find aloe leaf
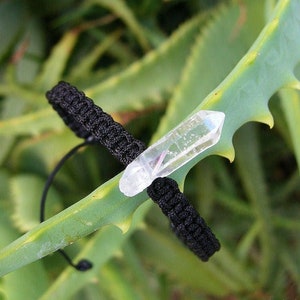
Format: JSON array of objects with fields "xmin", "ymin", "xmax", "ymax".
[
  {"xmin": 154, "ymin": 0, "xmax": 265, "ymax": 138},
  {"xmin": 0, "ymin": 176, "xmax": 147, "ymax": 277},
  {"xmin": 0, "ymin": 14, "xmax": 206, "ymax": 137},
  {"xmin": 169, "ymin": 0, "xmax": 300, "ymax": 177},
  {"xmin": 0, "ymin": 195, "xmax": 49, "ymax": 299},
  {"xmin": 3, "ymin": 259, "xmax": 48, "ymax": 300},
  {"xmin": 10, "ymin": 175, "xmax": 63, "ymax": 232},
  {"xmin": 0, "ymin": 0, "xmax": 299, "ymax": 279},
  {"xmin": 35, "ymin": 31, "xmax": 79, "ymax": 91},
  {"xmin": 11, "ymin": 130, "xmax": 80, "ymax": 172},
  {"xmin": 0, "ymin": 108, "xmax": 63, "ymax": 136},
  {"xmin": 89, "ymin": 0, "xmax": 150, "ymax": 51},
  {"xmin": 38, "ymin": 202, "xmax": 151, "ymax": 300},
  {"xmin": 15, "ymin": 18, "xmax": 46, "ymax": 84},
  {"xmin": 68, "ymin": 31, "xmax": 122, "ymax": 81},
  {"xmin": 189, "ymin": 0, "xmax": 300, "ymax": 162},
  {"xmin": 85, "ymin": 14, "xmax": 207, "ymax": 112}
]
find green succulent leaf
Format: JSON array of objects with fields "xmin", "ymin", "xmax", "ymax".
[
  {"xmin": 0, "ymin": 14, "xmax": 206, "ymax": 137},
  {"xmin": 89, "ymin": 0, "xmax": 150, "ymax": 50},
  {"xmin": 10, "ymin": 174, "xmax": 63, "ymax": 232},
  {"xmin": 0, "ymin": 191, "xmax": 49, "ymax": 300},
  {"xmin": 154, "ymin": 0, "xmax": 265, "ymax": 138},
  {"xmin": 0, "ymin": 175, "xmax": 147, "ymax": 276},
  {"xmin": 174, "ymin": 0, "xmax": 300, "ymax": 169},
  {"xmin": 28, "ymin": 202, "xmax": 151, "ymax": 300},
  {"xmin": 35, "ymin": 30, "xmax": 79, "ymax": 91},
  {"xmin": 0, "ymin": 2, "xmax": 300, "ymax": 296},
  {"xmin": 84, "ymin": 14, "xmax": 208, "ymax": 112}
]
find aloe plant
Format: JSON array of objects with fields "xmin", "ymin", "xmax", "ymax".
[{"xmin": 0, "ymin": 0, "xmax": 300, "ymax": 298}]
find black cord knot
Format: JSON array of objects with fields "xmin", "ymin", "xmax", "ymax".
[{"xmin": 75, "ymin": 259, "xmax": 93, "ymax": 271}]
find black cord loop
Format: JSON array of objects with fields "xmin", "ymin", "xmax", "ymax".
[{"xmin": 40, "ymin": 141, "xmax": 93, "ymax": 271}]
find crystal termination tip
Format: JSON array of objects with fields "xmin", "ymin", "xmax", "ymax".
[{"xmin": 119, "ymin": 110, "xmax": 225, "ymax": 197}]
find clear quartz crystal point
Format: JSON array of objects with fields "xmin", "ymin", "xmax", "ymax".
[{"xmin": 119, "ymin": 110, "xmax": 225, "ymax": 197}]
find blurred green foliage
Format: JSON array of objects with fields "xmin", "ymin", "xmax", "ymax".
[{"xmin": 0, "ymin": 0, "xmax": 300, "ymax": 299}]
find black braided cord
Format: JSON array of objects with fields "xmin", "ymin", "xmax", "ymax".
[
  {"xmin": 47, "ymin": 81, "xmax": 220, "ymax": 262},
  {"xmin": 147, "ymin": 177, "xmax": 220, "ymax": 261},
  {"xmin": 46, "ymin": 81, "xmax": 146, "ymax": 166}
]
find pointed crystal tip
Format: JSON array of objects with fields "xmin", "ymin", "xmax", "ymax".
[{"xmin": 119, "ymin": 110, "xmax": 225, "ymax": 197}]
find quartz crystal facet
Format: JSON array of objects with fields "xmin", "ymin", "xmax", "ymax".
[{"xmin": 119, "ymin": 110, "xmax": 225, "ymax": 197}]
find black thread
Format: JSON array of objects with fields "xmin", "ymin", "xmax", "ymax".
[
  {"xmin": 147, "ymin": 177, "xmax": 220, "ymax": 261},
  {"xmin": 46, "ymin": 81, "xmax": 146, "ymax": 165},
  {"xmin": 40, "ymin": 141, "xmax": 91, "ymax": 223},
  {"xmin": 40, "ymin": 141, "xmax": 93, "ymax": 271},
  {"xmin": 58, "ymin": 249, "xmax": 92, "ymax": 271}
]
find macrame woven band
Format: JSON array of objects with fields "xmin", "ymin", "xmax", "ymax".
[
  {"xmin": 46, "ymin": 81, "xmax": 146, "ymax": 165},
  {"xmin": 147, "ymin": 177, "xmax": 220, "ymax": 261}
]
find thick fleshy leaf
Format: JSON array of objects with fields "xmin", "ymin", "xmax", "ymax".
[
  {"xmin": 0, "ymin": 2, "xmax": 300, "ymax": 295},
  {"xmin": 0, "ymin": 174, "xmax": 49, "ymax": 299},
  {"xmin": 0, "ymin": 175, "xmax": 148, "ymax": 277},
  {"xmin": 154, "ymin": 0, "xmax": 265, "ymax": 138},
  {"xmin": 90, "ymin": 0, "xmax": 150, "ymax": 50},
  {"xmin": 170, "ymin": 0, "xmax": 300, "ymax": 174},
  {"xmin": 35, "ymin": 31, "xmax": 79, "ymax": 91},
  {"xmin": 0, "ymin": 14, "xmax": 206, "ymax": 137},
  {"xmin": 10, "ymin": 174, "xmax": 62, "ymax": 232},
  {"xmin": 84, "ymin": 15, "xmax": 208, "ymax": 112}
]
